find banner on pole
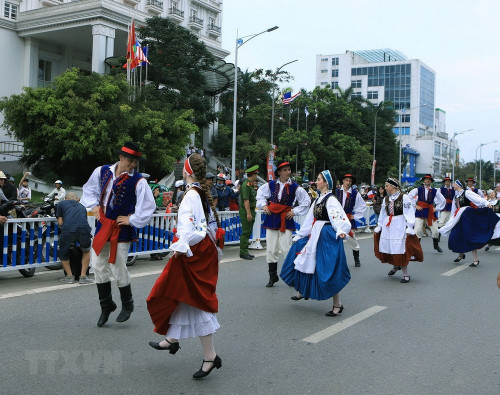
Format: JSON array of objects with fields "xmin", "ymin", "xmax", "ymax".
[
  {"xmin": 455, "ymin": 149, "xmax": 460, "ymax": 167},
  {"xmin": 267, "ymin": 145, "xmax": 277, "ymax": 181},
  {"xmin": 370, "ymin": 159, "xmax": 376, "ymax": 186}
]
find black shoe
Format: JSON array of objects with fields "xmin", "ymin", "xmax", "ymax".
[
  {"xmin": 266, "ymin": 263, "xmax": 279, "ymax": 287},
  {"xmin": 240, "ymin": 254, "xmax": 253, "ymax": 260},
  {"xmin": 453, "ymin": 254, "xmax": 466, "ymax": 263},
  {"xmin": 96, "ymin": 282, "xmax": 116, "ymax": 327},
  {"xmin": 248, "ymin": 254, "xmax": 255, "ymax": 258},
  {"xmin": 469, "ymin": 261, "xmax": 480, "ymax": 267},
  {"xmin": 149, "ymin": 339, "xmax": 181, "ymax": 354},
  {"xmin": 291, "ymin": 294, "xmax": 309, "ymax": 301},
  {"xmin": 485, "ymin": 246, "xmax": 490, "ymax": 252},
  {"xmin": 400, "ymin": 276, "xmax": 410, "ymax": 283},
  {"xmin": 193, "ymin": 355, "xmax": 222, "ymax": 379},
  {"xmin": 433, "ymin": 238, "xmax": 443, "ymax": 253},
  {"xmin": 353, "ymin": 250, "xmax": 361, "ymax": 267},
  {"xmin": 97, "ymin": 302, "xmax": 117, "ymax": 327},
  {"xmin": 388, "ymin": 266, "xmax": 401, "ymax": 276},
  {"xmin": 325, "ymin": 305, "xmax": 344, "ymax": 317}
]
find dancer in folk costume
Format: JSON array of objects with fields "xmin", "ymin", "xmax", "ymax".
[
  {"xmin": 256, "ymin": 161, "xmax": 310, "ymax": 287},
  {"xmin": 80, "ymin": 141, "xmax": 156, "ymax": 327},
  {"xmin": 465, "ymin": 177, "xmax": 485, "ymax": 198},
  {"xmin": 280, "ymin": 170, "xmax": 352, "ymax": 316},
  {"xmin": 438, "ymin": 176, "xmax": 455, "ymax": 229},
  {"xmin": 147, "ymin": 154, "xmax": 226, "ymax": 379},
  {"xmin": 374, "ymin": 178, "xmax": 423, "ymax": 283},
  {"xmin": 335, "ymin": 174, "xmax": 367, "ymax": 267},
  {"xmin": 407, "ymin": 174, "xmax": 445, "ymax": 253},
  {"xmin": 439, "ymin": 180, "xmax": 500, "ymax": 267}
]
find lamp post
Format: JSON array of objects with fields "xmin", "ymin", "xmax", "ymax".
[
  {"xmin": 371, "ymin": 101, "xmax": 385, "ymax": 186},
  {"xmin": 477, "ymin": 140, "xmax": 498, "ymax": 190},
  {"xmin": 399, "ymin": 103, "xmax": 426, "ymax": 184},
  {"xmin": 231, "ymin": 26, "xmax": 279, "ymax": 182},
  {"xmin": 449, "ymin": 129, "xmax": 472, "ymax": 180},
  {"xmin": 270, "ymin": 59, "xmax": 298, "ymax": 147}
]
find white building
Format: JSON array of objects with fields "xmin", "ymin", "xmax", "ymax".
[
  {"xmin": 0, "ymin": 0, "xmax": 229, "ymax": 160},
  {"xmin": 315, "ymin": 49, "xmax": 457, "ymax": 184}
]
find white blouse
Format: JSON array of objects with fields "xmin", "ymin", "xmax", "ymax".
[
  {"xmin": 256, "ymin": 179, "xmax": 310, "ymax": 217},
  {"xmin": 450, "ymin": 189, "xmax": 488, "ymax": 213},
  {"xmin": 376, "ymin": 192, "xmax": 416, "ymax": 232},
  {"xmin": 337, "ymin": 187, "xmax": 367, "ymax": 220}
]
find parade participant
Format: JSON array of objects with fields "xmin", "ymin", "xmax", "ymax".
[
  {"xmin": 147, "ymin": 153, "xmax": 224, "ymax": 380},
  {"xmin": 239, "ymin": 166, "xmax": 259, "ymax": 260},
  {"xmin": 17, "ymin": 172, "xmax": 31, "ymax": 200},
  {"xmin": 257, "ymin": 161, "xmax": 310, "ymax": 287},
  {"xmin": 47, "ymin": 180, "xmax": 66, "ymax": 204},
  {"xmin": 215, "ymin": 173, "xmax": 232, "ymax": 211},
  {"xmin": 407, "ymin": 174, "xmax": 445, "ymax": 252},
  {"xmin": 439, "ymin": 180, "xmax": 500, "ymax": 266},
  {"xmin": 374, "ymin": 178, "xmax": 423, "ymax": 283},
  {"xmin": 465, "ymin": 177, "xmax": 484, "ymax": 198},
  {"xmin": 438, "ymin": 177, "xmax": 455, "ymax": 228},
  {"xmin": 280, "ymin": 171, "xmax": 351, "ymax": 316},
  {"xmin": 80, "ymin": 141, "xmax": 156, "ymax": 327},
  {"xmin": 335, "ymin": 174, "xmax": 367, "ymax": 267},
  {"xmin": 485, "ymin": 190, "xmax": 500, "ymax": 251}
]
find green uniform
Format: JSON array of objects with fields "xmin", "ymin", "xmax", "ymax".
[{"xmin": 239, "ymin": 179, "xmax": 256, "ymax": 256}]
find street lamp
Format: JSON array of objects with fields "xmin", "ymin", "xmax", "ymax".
[
  {"xmin": 270, "ymin": 59, "xmax": 298, "ymax": 147},
  {"xmin": 371, "ymin": 101, "xmax": 385, "ymax": 186},
  {"xmin": 399, "ymin": 103, "xmax": 427, "ymax": 184},
  {"xmin": 449, "ymin": 129, "xmax": 473, "ymax": 180},
  {"xmin": 231, "ymin": 26, "xmax": 279, "ymax": 182},
  {"xmin": 476, "ymin": 140, "xmax": 498, "ymax": 190}
]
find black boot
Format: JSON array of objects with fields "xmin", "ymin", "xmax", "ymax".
[
  {"xmin": 266, "ymin": 262, "xmax": 279, "ymax": 287},
  {"xmin": 353, "ymin": 250, "xmax": 361, "ymax": 267},
  {"xmin": 433, "ymin": 238, "xmax": 443, "ymax": 253},
  {"xmin": 97, "ymin": 282, "xmax": 117, "ymax": 327},
  {"xmin": 116, "ymin": 284, "xmax": 134, "ymax": 322},
  {"xmin": 438, "ymin": 233, "xmax": 441, "ymax": 242}
]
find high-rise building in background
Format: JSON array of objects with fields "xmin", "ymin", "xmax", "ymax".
[
  {"xmin": 0, "ymin": 0, "xmax": 229, "ymax": 160},
  {"xmin": 315, "ymin": 49, "xmax": 456, "ymax": 184}
]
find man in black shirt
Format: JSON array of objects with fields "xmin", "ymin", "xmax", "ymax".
[{"xmin": 1, "ymin": 172, "xmax": 17, "ymax": 200}]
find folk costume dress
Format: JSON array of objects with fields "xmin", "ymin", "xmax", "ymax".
[
  {"xmin": 374, "ymin": 192, "xmax": 423, "ymax": 266},
  {"xmin": 439, "ymin": 190, "xmax": 500, "ymax": 253},
  {"xmin": 280, "ymin": 191, "xmax": 352, "ymax": 300},
  {"xmin": 487, "ymin": 199, "xmax": 500, "ymax": 246},
  {"xmin": 147, "ymin": 183, "xmax": 221, "ymax": 338}
]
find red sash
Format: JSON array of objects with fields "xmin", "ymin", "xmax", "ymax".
[
  {"xmin": 92, "ymin": 209, "xmax": 121, "ymax": 264},
  {"xmin": 268, "ymin": 202, "xmax": 292, "ymax": 232},
  {"xmin": 417, "ymin": 201, "xmax": 436, "ymax": 226}
]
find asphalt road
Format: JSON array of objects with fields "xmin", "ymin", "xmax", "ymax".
[{"xmin": 1, "ymin": 234, "xmax": 499, "ymax": 394}]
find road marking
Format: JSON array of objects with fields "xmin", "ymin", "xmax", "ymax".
[
  {"xmin": 302, "ymin": 305, "xmax": 387, "ymax": 344},
  {"xmin": 441, "ymin": 264, "xmax": 469, "ymax": 277}
]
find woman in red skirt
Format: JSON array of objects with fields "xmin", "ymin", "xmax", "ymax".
[{"xmin": 147, "ymin": 153, "xmax": 224, "ymax": 379}]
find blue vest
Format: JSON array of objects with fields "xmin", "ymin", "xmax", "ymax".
[
  {"xmin": 262, "ymin": 180, "xmax": 299, "ymax": 231},
  {"xmin": 440, "ymin": 187, "xmax": 455, "ymax": 212},
  {"xmin": 415, "ymin": 186, "xmax": 438, "ymax": 220},
  {"xmin": 336, "ymin": 188, "xmax": 358, "ymax": 229},
  {"xmin": 95, "ymin": 165, "xmax": 143, "ymax": 242}
]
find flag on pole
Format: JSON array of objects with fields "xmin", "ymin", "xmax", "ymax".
[
  {"xmin": 140, "ymin": 46, "xmax": 149, "ymax": 66},
  {"xmin": 283, "ymin": 91, "xmax": 301, "ymax": 105},
  {"xmin": 127, "ymin": 21, "xmax": 136, "ymax": 62},
  {"xmin": 290, "ymin": 91, "xmax": 301, "ymax": 103},
  {"xmin": 304, "ymin": 106, "xmax": 310, "ymax": 117},
  {"xmin": 314, "ymin": 108, "xmax": 318, "ymax": 119}
]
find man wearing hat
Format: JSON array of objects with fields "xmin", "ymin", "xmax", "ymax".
[
  {"xmin": 239, "ymin": 165, "xmax": 259, "ymax": 260},
  {"xmin": 336, "ymin": 174, "xmax": 367, "ymax": 267},
  {"xmin": 256, "ymin": 161, "xmax": 310, "ymax": 286},
  {"xmin": 47, "ymin": 180, "xmax": 66, "ymax": 204},
  {"xmin": 2, "ymin": 172, "xmax": 18, "ymax": 201},
  {"xmin": 466, "ymin": 177, "xmax": 484, "ymax": 198},
  {"xmin": 438, "ymin": 176, "xmax": 455, "ymax": 228},
  {"xmin": 0, "ymin": 171, "xmax": 11, "ymax": 202},
  {"xmin": 407, "ymin": 174, "xmax": 446, "ymax": 252},
  {"xmin": 81, "ymin": 141, "xmax": 156, "ymax": 327},
  {"xmin": 17, "ymin": 172, "xmax": 31, "ymax": 200}
]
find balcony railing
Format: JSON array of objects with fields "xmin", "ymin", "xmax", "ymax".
[
  {"xmin": 146, "ymin": 0, "xmax": 163, "ymax": 9},
  {"xmin": 189, "ymin": 15, "xmax": 204, "ymax": 28},
  {"xmin": 168, "ymin": 7, "xmax": 184, "ymax": 17},
  {"xmin": 41, "ymin": 0, "xmax": 64, "ymax": 6},
  {"xmin": 208, "ymin": 24, "xmax": 221, "ymax": 33}
]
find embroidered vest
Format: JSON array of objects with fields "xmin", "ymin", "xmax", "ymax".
[
  {"xmin": 313, "ymin": 193, "xmax": 333, "ymax": 222},
  {"xmin": 336, "ymin": 188, "xmax": 358, "ymax": 228},
  {"xmin": 440, "ymin": 187, "xmax": 455, "ymax": 211},
  {"xmin": 384, "ymin": 193, "xmax": 404, "ymax": 216},
  {"xmin": 415, "ymin": 186, "xmax": 437, "ymax": 220},
  {"xmin": 455, "ymin": 193, "xmax": 472, "ymax": 209},
  {"xmin": 262, "ymin": 180, "xmax": 299, "ymax": 231}
]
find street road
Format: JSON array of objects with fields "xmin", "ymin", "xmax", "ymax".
[{"xmin": 1, "ymin": 234, "xmax": 499, "ymax": 394}]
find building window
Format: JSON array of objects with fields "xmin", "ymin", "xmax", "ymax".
[
  {"xmin": 321, "ymin": 57, "xmax": 328, "ymax": 62},
  {"xmin": 367, "ymin": 91, "xmax": 378, "ymax": 100},
  {"xmin": 351, "ymin": 80, "xmax": 362, "ymax": 88},
  {"xmin": 401, "ymin": 114, "xmax": 410, "ymax": 122},
  {"xmin": 331, "ymin": 69, "xmax": 338, "ymax": 77},
  {"xmin": 190, "ymin": 8, "xmax": 198, "ymax": 17},
  {"xmin": 4, "ymin": 2, "xmax": 18, "ymax": 19},
  {"xmin": 38, "ymin": 60, "xmax": 52, "ymax": 87},
  {"xmin": 434, "ymin": 141, "xmax": 441, "ymax": 156},
  {"xmin": 393, "ymin": 127, "xmax": 410, "ymax": 135},
  {"xmin": 320, "ymin": 69, "xmax": 327, "ymax": 73},
  {"xmin": 320, "ymin": 82, "xmax": 327, "ymax": 85},
  {"xmin": 351, "ymin": 92, "xmax": 362, "ymax": 99},
  {"xmin": 171, "ymin": 0, "xmax": 179, "ymax": 8},
  {"xmin": 331, "ymin": 81, "xmax": 339, "ymax": 89},
  {"xmin": 332, "ymin": 57, "xmax": 339, "ymax": 66}
]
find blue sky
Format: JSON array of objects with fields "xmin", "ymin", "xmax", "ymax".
[{"xmin": 221, "ymin": 0, "xmax": 500, "ymax": 163}]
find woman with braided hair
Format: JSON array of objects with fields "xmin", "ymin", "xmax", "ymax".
[{"xmin": 147, "ymin": 153, "xmax": 225, "ymax": 379}]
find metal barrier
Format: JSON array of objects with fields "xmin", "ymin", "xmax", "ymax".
[{"xmin": 1, "ymin": 207, "xmax": 376, "ymax": 273}]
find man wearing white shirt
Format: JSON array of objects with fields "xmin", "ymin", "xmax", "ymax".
[
  {"xmin": 81, "ymin": 142, "xmax": 156, "ymax": 327},
  {"xmin": 257, "ymin": 162, "xmax": 310, "ymax": 287},
  {"xmin": 47, "ymin": 180, "xmax": 66, "ymax": 204},
  {"xmin": 495, "ymin": 183, "xmax": 500, "ymax": 199},
  {"xmin": 407, "ymin": 174, "xmax": 446, "ymax": 252},
  {"xmin": 465, "ymin": 177, "xmax": 484, "ymax": 198},
  {"xmin": 335, "ymin": 174, "xmax": 367, "ymax": 267}
]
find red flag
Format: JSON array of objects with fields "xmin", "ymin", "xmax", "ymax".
[{"xmin": 127, "ymin": 21, "xmax": 136, "ymax": 62}]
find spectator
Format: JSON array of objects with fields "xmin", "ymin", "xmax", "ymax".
[
  {"xmin": 17, "ymin": 172, "xmax": 31, "ymax": 200},
  {"xmin": 205, "ymin": 172, "xmax": 218, "ymax": 208},
  {"xmin": 172, "ymin": 180, "xmax": 185, "ymax": 207},
  {"xmin": 47, "ymin": 180, "xmax": 66, "ymax": 204},
  {"xmin": 227, "ymin": 180, "xmax": 239, "ymax": 210},
  {"xmin": 372, "ymin": 185, "xmax": 387, "ymax": 225},
  {"xmin": 0, "ymin": 172, "xmax": 10, "ymax": 202},
  {"xmin": 56, "ymin": 192, "xmax": 93, "ymax": 284},
  {"xmin": 215, "ymin": 173, "xmax": 231, "ymax": 211},
  {"xmin": 2, "ymin": 172, "xmax": 17, "ymax": 200}
]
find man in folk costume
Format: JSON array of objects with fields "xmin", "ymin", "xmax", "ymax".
[
  {"xmin": 81, "ymin": 142, "xmax": 156, "ymax": 327},
  {"xmin": 466, "ymin": 177, "xmax": 485, "ymax": 198},
  {"xmin": 438, "ymin": 176, "xmax": 455, "ymax": 229},
  {"xmin": 256, "ymin": 161, "xmax": 310, "ymax": 287},
  {"xmin": 335, "ymin": 174, "xmax": 367, "ymax": 267},
  {"xmin": 407, "ymin": 174, "xmax": 446, "ymax": 252}
]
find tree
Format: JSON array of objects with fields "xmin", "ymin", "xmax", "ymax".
[{"xmin": 0, "ymin": 68, "xmax": 195, "ymax": 185}]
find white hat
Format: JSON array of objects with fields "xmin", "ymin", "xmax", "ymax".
[
  {"xmin": 55, "ymin": 180, "xmax": 63, "ymax": 185},
  {"xmin": 0, "ymin": 171, "xmax": 6, "ymax": 179},
  {"xmin": 174, "ymin": 180, "xmax": 184, "ymax": 188}
]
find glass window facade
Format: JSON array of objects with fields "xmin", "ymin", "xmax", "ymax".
[
  {"xmin": 367, "ymin": 91, "xmax": 378, "ymax": 99},
  {"xmin": 393, "ymin": 127, "xmax": 410, "ymax": 135},
  {"xmin": 419, "ymin": 66, "xmax": 435, "ymax": 128},
  {"xmin": 351, "ymin": 80, "xmax": 362, "ymax": 88},
  {"xmin": 331, "ymin": 81, "xmax": 339, "ymax": 89},
  {"xmin": 4, "ymin": 2, "xmax": 18, "ymax": 19},
  {"xmin": 332, "ymin": 57, "xmax": 339, "ymax": 66},
  {"xmin": 331, "ymin": 69, "xmax": 338, "ymax": 77}
]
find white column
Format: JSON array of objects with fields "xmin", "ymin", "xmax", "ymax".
[
  {"xmin": 23, "ymin": 37, "xmax": 39, "ymax": 88},
  {"xmin": 92, "ymin": 24, "xmax": 115, "ymax": 74}
]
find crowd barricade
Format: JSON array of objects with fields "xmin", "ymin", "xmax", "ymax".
[{"xmin": 1, "ymin": 208, "xmax": 375, "ymax": 273}]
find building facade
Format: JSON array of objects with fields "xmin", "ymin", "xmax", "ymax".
[
  {"xmin": 315, "ymin": 49, "xmax": 457, "ymax": 184},
  {"xmin": 0, "ymin": 0, "xmax": 229, "ymax": 160}
]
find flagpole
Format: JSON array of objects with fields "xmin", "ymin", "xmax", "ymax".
[{"xmin": 297, "ymin": 106, "xmax": 300, "ymax": 132}]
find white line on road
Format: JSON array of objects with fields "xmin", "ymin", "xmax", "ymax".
[
  {"xmin": 302, "ymin": 305, "xmax": 387, "ymax": 344},
  {"xmin": 441, "ymin": 264, "xmax": 469, "ymax": 277}
]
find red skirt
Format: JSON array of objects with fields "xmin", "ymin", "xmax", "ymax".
[
  {"xmin": 374, "ymin": 233, "xmax": 423, "ymax": 267},
  {"xmin": 146, "ymin": 235, "xmax": 219, "ymax": 336}
]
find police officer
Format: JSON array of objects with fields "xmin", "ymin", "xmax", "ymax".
[{"xmin": 239, "ymin": 165, "xmax": 259, "ymax": 260}]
